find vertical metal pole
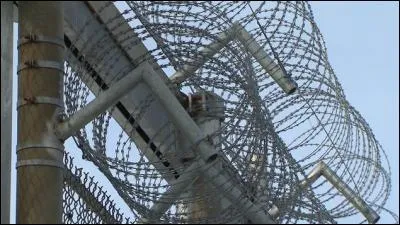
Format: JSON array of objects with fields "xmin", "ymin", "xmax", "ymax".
[
  {"xmin": 144, "ymin": 67, "xmax": 276, "ymax": 224},
  {"xmin": 1, "ymin": 2, "xmax": 14, "ymax": 224},
  {"xmin": 17, "ymin": 2, "xmax": 64, "ymax": 223},
  {"xmin": 184, "ymin": 92, "xmax": 224, "ymax": 222},
  {"xmin": 188, "ymin": 121, "xmax": 222, "ymax": 221}
]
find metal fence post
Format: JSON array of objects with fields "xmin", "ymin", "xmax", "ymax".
[
  {"xmin": 17, "ymin": 2, "xmax": 64, "ymax": 223},
  {"xmin": 1, "ymin": 1, "xmax": 14, "ymax": 223},
  {"xmin": 185, "ymin": 92, "xmax": 225, "ymax": 222}
]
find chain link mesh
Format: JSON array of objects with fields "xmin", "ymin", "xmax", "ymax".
[{"xmin": 63, "ymin": 152, "xmax": 136, "ymax": 224}]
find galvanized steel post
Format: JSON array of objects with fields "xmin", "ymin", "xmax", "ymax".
[
  {"xmin": 17, "ymin": 2, "xmax": 65, "ymax": 223},
  {"xmin": 1, "ymin": 1, "xmax": 14, "ymax": 223},
  {"xmin": 186, "ymin": 92, "xmax": 225, "ymax": 222},
  {"xmin": 143, "ymin": 65, "xmax": 276, "ymax": 224}
]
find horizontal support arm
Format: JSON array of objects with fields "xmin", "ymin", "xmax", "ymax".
[
  {"xmin": 56, "ymin": 66, "xmax": 144, "ymax": 140},
  {"xmin": 169, "ymin": 22, "xmax": 297, "ymax": 95},
  {"xmin": 169, "ymin": 25, "xmax": 236, "ymax": 84},
  {"xmin": 300, "ymin": 161, "xmax": 380, "ymax": 224},
  {"xmin": 234, "ymin": 23, "xmax": 297, "ymax": 94}
]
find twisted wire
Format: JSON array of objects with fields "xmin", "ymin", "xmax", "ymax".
[{"xmin": 62, "ymin": 1, "xmax": 396, "ymax": 224}]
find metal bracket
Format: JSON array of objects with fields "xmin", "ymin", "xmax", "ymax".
[
  {"xmin": 16, "ymin": 159, "xmax": 65, "ymax": 169},
  {"xmin": 186, "ymin": 91, "xmax": 225, "ymax": 120},
  {"xmin": 17, "ymin": 96, "xmax": 64, "ymax": 109},
  {"xmin": 169, "ymin": 22, "xmax": 297, "ymax": 94},
  {"xmin": 16, "ymin": 143, "xmax": 64, "ymax": 154},
  {"xmin": 17, "ymin": 60, "xmax": 64, "ymax": 73},
  {"xmin": 17, "ymin": 34, "xmax": 65, "ymax": 49},
  {"xmin": 300, "ymin": 161, "xmax": 380, "ymax": 224}
]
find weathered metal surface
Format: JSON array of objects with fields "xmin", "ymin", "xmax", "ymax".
[
  {"xmin": 17, "ymin": 2, "xmax": 65, "ymax": 223},
  {"xmin": 1, "ymin": 1, "xmax": 14, "ymax": 223}
]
